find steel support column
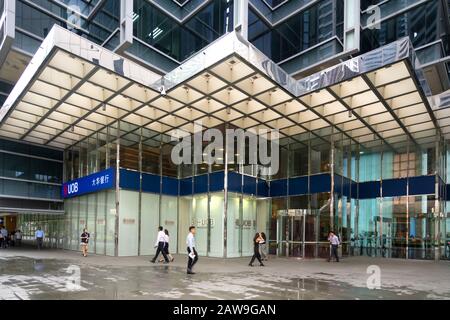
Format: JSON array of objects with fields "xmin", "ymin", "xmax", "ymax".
[
  {"xmin": 223, "ymin": 123, "xmax": 229, "ymax": 258},
  {"xmin": 114, "ymin": 121, "xmax": 120, "ymax": 257}
]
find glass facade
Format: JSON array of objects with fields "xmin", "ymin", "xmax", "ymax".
[
  {"xmin": 131, "ymin": 0, "xmax": 233, "ymax": 65},
  {"xmin": 15, "ymin": 0, "xmax": 120, "ymax": 52},
  {"xmin": 0, "ymin": 138, "xmax": 62, "ymax": 201},
  {"xmin": 0, "ymin": 0, "xmax": 449, "ymax": 262},
  {"xmin": 361, "ymin": 0, "xmax": 442, "ymax": 55},
  {"xmin": 249, "ymin": 0, "xmax": 344, "ymax": 65}
]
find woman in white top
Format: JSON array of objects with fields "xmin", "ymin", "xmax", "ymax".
[{"xmin": 159, "ymin": 229, "xmax": 174, "ymax": 262}]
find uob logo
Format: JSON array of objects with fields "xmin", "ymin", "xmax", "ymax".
[{"xmin": 66, "ymin": 182, "xmax": 78, "ymax": 196}]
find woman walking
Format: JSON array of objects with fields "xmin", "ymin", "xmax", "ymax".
[
  {"xmin": 259, "ymin": 232, "xmax": 268, "ymax": 261},
  {"xmin": 159, "ymin": 229, "xmax": 174, "ymax": 262},
  {"xmin": 80, "ymin": 228, "xmax": 90, "ymax": 257},
  {"xmin": 249, "ymin": 233, "xmax": 264, "ymax": 267}
]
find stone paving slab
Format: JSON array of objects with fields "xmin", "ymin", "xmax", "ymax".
[{"xmin": 0, "ymin": 247, "xmax": 449, "ymax": 300}]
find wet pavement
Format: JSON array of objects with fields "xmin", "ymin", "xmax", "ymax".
[{"xmin": 0, "ymin": 249, "xmax": 449, "ymax": 300}]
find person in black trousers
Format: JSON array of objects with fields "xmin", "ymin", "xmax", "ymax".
[
  {"xmin": 249, "ymin": 233, "xmax": 264, "ymax": 267},
  {"xmin": 186, "ymin": 226, "xmax": 198, "ymax": 274},
  {"xmin": 328, "ymin": 231, "xmax": 340, "ymax": 262},
  {"xmin": 151, "ymin": 226, "xmax": 169, "ymax": 263}
]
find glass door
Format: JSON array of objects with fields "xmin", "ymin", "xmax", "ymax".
[{"xmin": 277, "ymin": 210, "xmax": 304, "ymax": 257}]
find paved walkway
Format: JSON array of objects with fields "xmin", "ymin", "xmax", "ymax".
[{"xmin": 0, "ymin": 247, "xmax": 449, "ymax": 300}]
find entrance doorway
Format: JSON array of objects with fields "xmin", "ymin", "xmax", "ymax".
[
  {"xmin": 276, "ymin": 207, "xmax": 332, "ymax": 258},
  {"xmin": 277, "ymin": 209, "xmax": 305, "ymax": 257},
  {"xmin": 0, "ymin": 215, "xmax": 17, "ymax": 232}
]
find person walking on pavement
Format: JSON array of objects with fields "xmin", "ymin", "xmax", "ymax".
[
  {"xmin": 151, "ymin": 226, "xmax": 169, "ymax": 263},
  {"xmin": 328, "ymin": 231, "xmax": 340, "ymax": 262},
  {"xmin": 0, "ymin": 226, "xmax": 7, "ymax": 248},
  {"xmin": 80, "ymin": 228, "xmax": 90, "ymax": 257},
  {"xmin": 159, "ymin": 229, "xmax": 174, "ymax": 262},
  {"xmin": 186, "ymin": 226, "xmax": 198, "ymax": 274},
  {"xmin": 259, "ymin": 232, "xmax": 268, "ymax": 261},
  {"xmin": 35, "ymin": 226, "xmax": 45, "ymax": 250},
  {"xmin": 14, "ymin": 230, "xmax": 22, "ymax": 247},
  {"xmin": 249, "ymin": 233, "xmax": 265, "ymax": 267}
]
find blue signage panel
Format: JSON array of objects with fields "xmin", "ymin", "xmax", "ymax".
[{"xmin": 62, "ymin": 168, "xmax": 115, "ymax": 199}]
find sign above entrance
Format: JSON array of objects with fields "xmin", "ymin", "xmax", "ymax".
[{"xmin": 62, "ymin": 168, "xmax": 115, "ymax": 199}]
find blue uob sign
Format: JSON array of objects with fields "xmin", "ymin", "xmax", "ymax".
[{"xmin": 62, "ymin": 168, "xmax": 115, "ymax": 199}]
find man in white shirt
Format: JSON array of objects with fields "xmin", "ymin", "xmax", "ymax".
[
  {"xmin": 328, "ymin": 231, "xmax": 340, "ymax": 262},
  {"xmin": 150, "ymin": 226, "xmax": 169, "ymax": 263},
  {"xmin": 186, "ymin": 226, "xmax": 198, "ymax": 274},
  {"xmin": 14, "ymin": 230, "xmax": 22, "ymax": 247},
  {"xmin": 35, "ymin": 227, "xmax": 45, "ymax": 250},
  {"xmin": 0, "ymin": 227, "xmax": 8, "ymax": 248}
]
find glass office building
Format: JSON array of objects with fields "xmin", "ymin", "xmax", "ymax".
[{"xmin": 0, "ymin": 0, "xmax": 449, "ymax": 260}]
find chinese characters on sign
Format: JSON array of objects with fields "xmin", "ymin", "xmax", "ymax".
[
  {"xmin": 91, "ymin": 173, "xmax": 110, "ymax": 187},
  {"xmin": 62, "ymin": 168, "xmax": 115, "ymax": 199}
]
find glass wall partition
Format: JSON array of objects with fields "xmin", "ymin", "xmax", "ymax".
[
  {"xmin": 16, "ymin": 213, "xmax": 64, "ymax": 248},
  {"xmin": 358, "ymin": 198, "xmax": 380, "ymax": 257},
  {"xmin": 140, "ymin": 192, "xmax": 160, "ymax": 256},
  {"xmin": 178, "ymin": 195, "xmax": 193, "ymax": 254},
  {"xmin": 142, "ymin": 129, "xmax": 161, "ymax": 175},
  {"xmin": 409, "ymin": 195, "xmax": 436, "ymax": 260},
  {"xmin": 310, "ymin": 136, "xmax": 331, "ymax": 174},
  {"xmin": 191, "ymin": 193, "xmax": 209, "ymax": 256},
  {"xmin": 227, "ymin": 192, "xmax": 241, "ymax": 257},
  {"xmin": 118, "ymin": 190, "xmax": 140, "ymax": 256},
  {"xmin": 120, "ymin": 134, "xmax": 140, "ymax": 172},
  {"xmin": 309, "ymin": 192, "xmax": 331, "ymax": 258},
  {"xmin": 160, "ymin": 195, "xmax": 179, "ymax": 254},
  {"xmin": 270, "ymin": 197, "xmax": 287, "ymax": 255},
  {"xmin": 210, "ymin": 192, "xmax": 224, "ymax": 257},
  {"xmin": 288, "ymin": 139, "xmax": 308, "ymax": 177},
  {"xmin": 105, "ymin": 189, "xmax": 117, "ymax": 256},
  {"xmin": 256, "ymin": 198, "xmax": 270, "ymax": 246},
  {"xmin": 242, "ymin": 195, "xmax": 257, "ymax": 256},
  {"xmin": 96, "ymin": 190, "xmax": 107, "ymax": 255},
  {"xmin": 389, "ymin": 196, "xmax": 408, "ymax": 259},
  {"xmin": 98, "ymin": 128, "xmax": 108, "ymax": 171}
]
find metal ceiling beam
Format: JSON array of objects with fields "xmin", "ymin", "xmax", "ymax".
[
  {"xmin": 361, "ymin": 73, "xmax": 421, "ymax": 149},
  {"xmin": 403, "ymin": 60, "xmax": 443, "ymax": 138},
  {"xmin": 45, "ymin": 81, "xmax": 135, "ymax": 145},
  {"xmin": 20, "ymin": 66, "xmax": 100, "ymax": 140},
  {"xmin": 325, "ymin": 87, "xmax": 397, "ymax": 152}
]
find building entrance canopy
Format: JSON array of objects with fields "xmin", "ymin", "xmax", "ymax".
[{"xmin": 0, "ymin": 25, "xmax": 448, "ymax": 151}]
